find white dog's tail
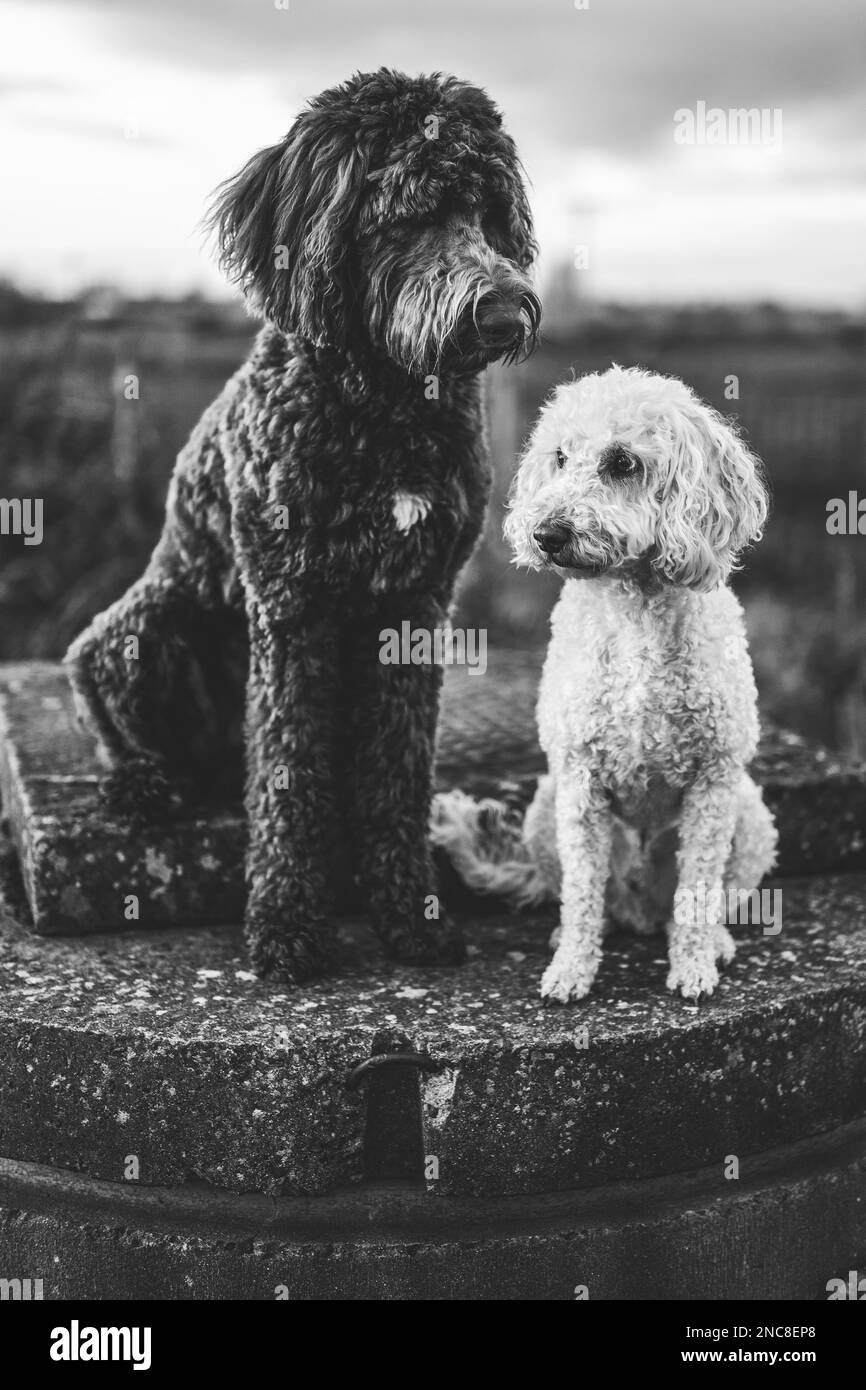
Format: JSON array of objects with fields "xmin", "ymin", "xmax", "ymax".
[{"xmin": 431, "ymin": 788, "xmax": 554, "ymax": 907}]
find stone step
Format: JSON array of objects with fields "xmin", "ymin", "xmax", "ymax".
[
  {"xmin": 1, "ymin": 658, "xmax": 865, "ymax": 935},
  {"xmin": 0, "ymin": 869, "xmax": 863, "ymax": 1199},
  {"xmin": 1, "ymin": 1118, "xmax": 864, "ymax": 1299}
]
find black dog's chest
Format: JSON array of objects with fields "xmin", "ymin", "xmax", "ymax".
[
  {"xmin": 285, "ymin": 377, "xmax": 490, "ymax": 594},
  {"xmin": 303, "ymin": 440, "xmax": 483, "ymax": 590},
  {"xmin": 220, "ymin": 340, "xmax": 492, "ymax": 602},
  {"xmin": 308, "ymin": 440, "xmax": 466, "ymax": 525}
]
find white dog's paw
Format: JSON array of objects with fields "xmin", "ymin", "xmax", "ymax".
[
  {"xmin": 540, "ymin": 952, "xmax": 596, "ymax": 1005},
  {"xmin": 548, "ymin": 923, "xmax": 562, "ymax": 950},
  {"xmin": 666, "ymin": 953, "xmax": 720, "ymax": 1000},
  {"xmin": 713, "ymin": 924, "xmax": 737, "ymax": 965}
]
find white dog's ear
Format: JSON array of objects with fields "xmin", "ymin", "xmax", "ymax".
[{"xmin": 653, "ymin": 405, "xmax": 769, "ymax": 591}]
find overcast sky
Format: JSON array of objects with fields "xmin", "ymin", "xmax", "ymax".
[{"xmin": 2, "ymin": 0, "xmax": 865, "ymax": 305}]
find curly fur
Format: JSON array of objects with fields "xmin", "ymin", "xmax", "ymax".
[
  {"xmin": 432, "ymin": 366, "xmax": 778, "ymax": 1002},
  {"xmin": 64, "ymin": 69, "xmax": 539, "ymax": 982}
]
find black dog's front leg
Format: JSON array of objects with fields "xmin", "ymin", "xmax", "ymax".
[
  {"xmin": 244, "ymin": 604, "xmax": 341, "ymax": 981},
  {"xmin": 345, "ymin": 600, "xmax": 465, "ymax": 965}
]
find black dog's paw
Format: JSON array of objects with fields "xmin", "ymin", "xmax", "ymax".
[
  {"xmin": 100, "ymin": 758, "xmax": 191, "ymax": 824},
  {"xmin": 383, "ymin": 907, "xmax": 467, "ymax": 968},
  {"xmin": 246, "ymin": 915, "xmax": 336, "ymax": 985}
]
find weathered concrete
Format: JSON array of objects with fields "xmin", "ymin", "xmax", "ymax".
[
  {"xmin": 417, "ymin": 872, "xmax": 866, "ymax": 1196},
  {"xmin": 1, "ymin": 1118, "xmax": 863, "ymax": 1299},
  {"xmin": 1, "ymin": 656, "xmax": 864, "ymax": 1297},
  {"xmin": 0, "ymin": 663, "xmax": 247, "ymax": 934},
  {"xmin": 440, "ymin": 657, "xmax": 866, "ymax": 886},
  {"xmin": 752, "ymin": 726, "xmax": 866, "ymax": 883},
  {"xmin": 0, "ymin": 863, "xmax": 864, "ymax": 1197},
  {"xmin": 1, "ymin": 659, "xmax": 864, "ymax": 935}
]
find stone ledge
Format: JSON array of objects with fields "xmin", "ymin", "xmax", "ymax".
[
  {"xmin": 1, "ymin": 659, "xmax": 865, "ymax": 935},
  {"xmin": 1, "ymin": 1117, "xmax": 864, "ymax": 1299},
  {"xmin": 1, "ymin": 873, "xmax": 864, "ymax": 1198}
]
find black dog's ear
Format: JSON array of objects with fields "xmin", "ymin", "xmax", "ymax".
[
  {"xmin": 489, "ymin": 133, "xmax": 537, "ymax": 272},
  {"xmin": 507, "ymin": 181, "xmax": 537, "ymax": 272},
  {"xmin": 207, "ymin": 112, "xmax": 368, "ymax": 344}
]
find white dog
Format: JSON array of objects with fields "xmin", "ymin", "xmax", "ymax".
[{"xmin": 433, "ymin": 365, "xmax": 778, "ymax": 1002}]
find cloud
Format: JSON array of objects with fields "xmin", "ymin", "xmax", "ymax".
[
  {"xmin": 21, "ymin": 0, "xmax": 866, "ymax": 150},
  {"xmin": 3, "ymin": 0, "xmax": 865, "ymax": 303},
  {"xmin": 4, "ymin": 107, "xmax": 177, "ymax": 147}
]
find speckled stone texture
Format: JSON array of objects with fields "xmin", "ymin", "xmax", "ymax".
[
  {"xmin": 1, "ymin": 659, "xmax": 865, "ymax": 1296},
  {"xmin": 1, "ymin": 659, "xmax": 865, "ymax": 935},
  {"xmin": 1, "ymin": 1119, "xmax": 864, "ymax": 1298},
  {"xmin": 418, "ymin": 874, "xmax": 866, "ymax": 1196},
  {"xmin": 0, "ymin": 862, "xmax": 864, "ymax": 1198},
  {"xmin": 0, "ymin": 663, "xmax": 247, "ymax": 934}
]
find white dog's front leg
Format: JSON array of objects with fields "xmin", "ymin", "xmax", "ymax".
[
  {"xmin": 667, "ymin": 777, "xmax": 739, "ymax": 1000},
  {"xmin": 540, "ymin": 767, "xmax": 612, "ymax": 1004}
]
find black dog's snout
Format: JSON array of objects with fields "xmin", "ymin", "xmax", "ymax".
[
  {"xmin": 474, "ymin": 289, "xmax": 540, "ymax": 362},
  {"xmin": 533, "ymin": 521, "xmax": 571, "ymax": 555},
  {"xmin": 476, "ymin": 297, "xmax": 522, "ymax": 341}
]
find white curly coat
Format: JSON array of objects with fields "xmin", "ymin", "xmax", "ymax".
[{"xmin": 433, "ymin": 365, "xmax": 778, "ymax": 1002}]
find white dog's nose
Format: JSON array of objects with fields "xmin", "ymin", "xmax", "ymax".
[{"xmin": 533, "ymin": 521, "xmax": 570, "ymax": 555}]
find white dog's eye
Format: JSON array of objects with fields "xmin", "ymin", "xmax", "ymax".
[
  {"xmin": 599, "ymin": 442, "xmax": 641, "ymax": 479},
  {"xmin": 555, "ymin": 447, "xmax": 566, "ymax": 469}
]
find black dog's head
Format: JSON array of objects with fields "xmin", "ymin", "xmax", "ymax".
[{"xmin": 207, "ymin": 69, "xmax": 540, "ymax": 376}]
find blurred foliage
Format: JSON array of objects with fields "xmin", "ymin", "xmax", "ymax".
[{"xmin": 0, "ymin": 295, "xmax": 864, "ymax": 754}]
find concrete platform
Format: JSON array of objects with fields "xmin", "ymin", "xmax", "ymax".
[
  {"xmin": 0, "ymin": 868, "xmax": 864, "ymax": 1198},
  {"xmin": 0, "ymin": 655, "xmax": 864, "ymax": 1299},
  {"xmin": 1, "ymin": 1118, "xmax": 864, "ymax": 1299},
  {"xmin": 1, "ymin": 659, "xmax": 864, "ymax": 934}
]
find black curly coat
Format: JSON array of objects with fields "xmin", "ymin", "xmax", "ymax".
[{"xmin": 65, "ymin": 69, "xmax": 540, "ymax": 981}]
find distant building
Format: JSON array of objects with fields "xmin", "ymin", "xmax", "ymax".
[
  {"xmin": 541, "ymin": 258, "xmax": 584, "ymax": 337},
  {"xmin": 78, "ymin": 285, "xmax": 125, "ymax": 322}
]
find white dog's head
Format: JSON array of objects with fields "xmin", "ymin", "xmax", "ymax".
[{"xmin": 504, "ymin": 365, "xmax": 769, "ymax": 592}]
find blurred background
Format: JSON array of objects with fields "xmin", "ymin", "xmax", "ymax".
[{"xmin": 1, "ymin": 0, "xmax": 865, "ymax": 753}]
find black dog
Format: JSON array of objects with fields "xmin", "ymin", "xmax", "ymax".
[{"xmin": 65, "ymin": 69, "xmax": 540, "ymax": 981}]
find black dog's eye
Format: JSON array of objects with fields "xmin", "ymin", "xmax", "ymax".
[
  {"xmin": 598, "ymin": 442, "xmax": 641, "ymax": 479},
  {"xmin": 555, "ymin": 447, "xmax": 567, "ymax": 469}
]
